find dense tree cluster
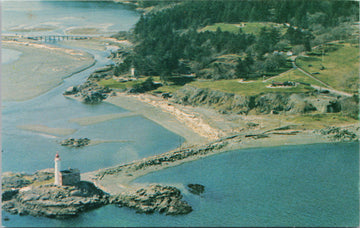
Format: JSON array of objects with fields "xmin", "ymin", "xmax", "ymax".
[{"xmin": 116, "ymin": 0, "xmax": 358, "ymax": 81}]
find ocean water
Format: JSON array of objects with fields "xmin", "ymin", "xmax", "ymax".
[
  {"xmin": 3, "ymin": 142, "xmax": 359, "ymax": 227},
  {"xmin": 1, "ymin": 43, "xmax": 183, "ymax": 173}
]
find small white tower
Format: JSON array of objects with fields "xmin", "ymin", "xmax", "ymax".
[{"xmin": 54, "ymin": 153, "xmax": 61, "ymax": 185}]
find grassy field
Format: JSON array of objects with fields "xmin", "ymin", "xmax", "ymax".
[
  {"xmin": 98, "ymin": 76, "xmax": 162, "ymax": 90},
  {"xmin": 199, "ymin": 22, "xmax": 287, "ymax": 35},
  {"xmin": 271, "ymin": 69, "xmax": 325, "ymax": 87},
  {"xmin": 188, "ymin": 78, "xmax": 314, "ymax": 96},
  {"xmin": 285, "ymin": 113, "xmax": 358, "ymax": 129},
  {"xmin": 99, "ymin": 68, "xmax": 329, "ymax": 97},
  {"xmin": 296, "ymin": 43, "xmax": 359, "ymax": 93}
]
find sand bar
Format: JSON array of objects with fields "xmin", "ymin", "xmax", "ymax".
[
  {"xmin": 2, "ymin": 41, "xmax": 95, "ymax": 101},
  {"xmin": 17, "ymin": 124, "xmax": 77, "ymax": 136},
  {"xmin": 70, "ymin": 112, "xmax": 139, "ymax": 126}
]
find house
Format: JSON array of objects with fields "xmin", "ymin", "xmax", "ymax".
[{"xmin": 59, "ymin": 168, "xmax": 81, "ymax": 186}]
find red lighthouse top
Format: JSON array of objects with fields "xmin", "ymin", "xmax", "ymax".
[{"xmin": 55, "ymin": 153, "xmax": 60, "ymax": 159}]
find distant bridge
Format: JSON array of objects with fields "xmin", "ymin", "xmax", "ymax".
[{"xmin": 25, "ymin": 35, "xmax": 91, "ymax": 41}]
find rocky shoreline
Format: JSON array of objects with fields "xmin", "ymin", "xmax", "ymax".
[
  {"xmin": 3, "ymin": 182, "xmax": 108, "ymax": 218},
  {"xmin": 109, "ymin": 185, "xmax": 192, "ymax": 215},
  {"xmin": 2, "ymin": 170, "xmax": 193, "ymax": 218}
]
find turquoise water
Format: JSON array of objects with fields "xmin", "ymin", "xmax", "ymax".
[
  {"xmin": 3, "ymin": 143, "xmax": 359, "ymax": 227},
  {"xmin": 1, "ymin": 44, "xmax": 183, "ymax": 173},
  {"xmin": 1, "ymin": 48, "xmax": 22, "ymax": 64}
]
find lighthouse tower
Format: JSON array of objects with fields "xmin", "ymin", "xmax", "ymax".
[{"xmin": 54, "ymin": 153, "xmax": 61, "ymax": 185}]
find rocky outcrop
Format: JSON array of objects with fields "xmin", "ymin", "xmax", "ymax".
[
  {"xmin": 2, "ymin": 189, "xmax": 19, "ymax": 201},
  {"xmin": 172, "ymin": 85, "xmax": 357, "ymax": 115},
  {"xmin": 187, "ymin": 184, "xmax": 205, "ymax": 195},
  {"xmin": 2, "ymin": 181, "xmax": 109, "ymax": 218},
  {"xmin": 317, "ymin": 127, "xmax": 358, "ymax": 142},
  {"xmin": 64, "ymin": 80, "xmax": 112, "ymax": 104},
  {"xmin": 63, "ymin": 86, "xmax": 79, "ymax": 95},
  {"xmin": 2, "ymin": 169, "xmax": 54, "ymax": 191},
  {"xmin": 60, "ymin": 138, "xmax": 90, "ymax": 147},
  {"xmin": 63, "ymin": 65, "xmax": 114, "ymax": 104},
  {"xmin": 110, "ymin": 185, "xmax": 192, "ymax": 215}
]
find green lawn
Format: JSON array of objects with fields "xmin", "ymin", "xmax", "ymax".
[
  {"xmin": 188, "ymin": 78, "xmax": 314, "ymax": 96},
  {"xmin": 296, "ymin": 43, "xmax": 359, "ymax": 93},
  {"xmin": 199, "ymin": 22, "xmax": 287, "ymax": 35}
]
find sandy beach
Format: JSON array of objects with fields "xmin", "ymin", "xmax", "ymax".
[
  {"xmin": 2, "ymin": 40, "xmax": 95, "ymax": 101},
  {"xmin": 106, "ymin": 94, "xmax": 210, "ymax": 145}
]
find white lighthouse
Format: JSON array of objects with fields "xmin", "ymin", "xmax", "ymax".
[{"xmin": 54, "ymin": 153, "xmax": 61, "ymax": 185}]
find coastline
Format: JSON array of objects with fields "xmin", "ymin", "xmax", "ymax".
[
  {"xmin": 2, "ymin": 36, "xmax": 358, "ymax": 221},
  {"xmin": 82, "ymin": 91, "xmax": 358, "ymax": 195},
  {"xmin": 4, "ymin": 38, "xmax": 358, "ymax": 193},
  {"xmin": 81, "ymin": 130, "xmax": 335, "ymax": 195}
]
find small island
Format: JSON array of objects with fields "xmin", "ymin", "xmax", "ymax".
[
  {"xmin": 2, "ymin": 154, "xmax": 192, "ymax": 218},
  {"xmin": 60, "ymin": 138, "xmax": 91, "ymax": 148}
]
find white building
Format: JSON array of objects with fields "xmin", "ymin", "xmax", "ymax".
[{"xmin": 54, "ymin": 153, "xmax": 61, "ymax": 185}]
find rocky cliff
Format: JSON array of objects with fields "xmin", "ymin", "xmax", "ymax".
[{"xmin": 172, "ymin": 85, "xmax": 357, "ymax": 116}]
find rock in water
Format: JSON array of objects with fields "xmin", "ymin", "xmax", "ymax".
[
  {"xmin": 187, "ymin": 184, "xmax": 205, "ymax": 195},
  {"xmin": 60, "ymin": 138, "xmax": 90, "ymax": 147},
  {"xmin": 110, "ymin": 184, "xmax": 192, "ymax": 215}
]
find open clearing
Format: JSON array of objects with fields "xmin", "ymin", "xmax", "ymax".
[
  {"xmin": 199, "ymin": 22, "xmax": 287, "ymax": 35},
  {"xmin": 296, "ymin": 43, "xmax": 359, "ymax": 94}
]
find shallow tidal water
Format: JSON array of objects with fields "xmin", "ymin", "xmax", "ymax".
[
  {"xmin": 3, "ymin": 142, "xmax": 359, "ymax": 227},
  {"xmin": 1, "ymin": 1, "xmax": 359, "ymax": 227}
]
